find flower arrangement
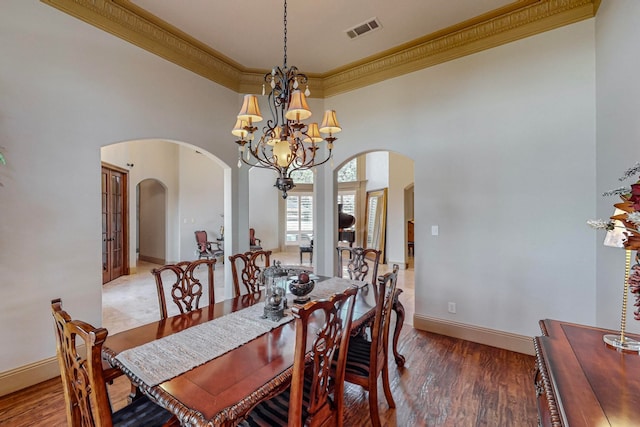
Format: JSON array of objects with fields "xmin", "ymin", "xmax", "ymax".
[
  {"xmin": 587, "ymin": 162, "xmax": 640, "ymax": 249},
  {"xmin": 588, "ymin": 162, "xmax": 640, "ymax": 320}
]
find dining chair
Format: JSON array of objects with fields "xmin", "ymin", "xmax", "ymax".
[
  {"xmin": 240, "ymin": 286, "xmax": 358, "ymax": 427},
  {"xmin": 249, "ymin": 228, "xmax": 263, "ymax": 252},
  {"xmin": 341, "ymin": 265, "xmax": 399, "ymax": 427},
  {"xmin": 151, "ymin": 258, "xmax": 216, "ymax": 320},
  {"xmin": 228, "ymin": 250, "xmax": 272, "ymax": 296},
  {"xmin": 336, "ymin": 246, "xmax": 381, "ymax": 284},
  {"xmin": 299, "ymin": 234, "xmax": 313, "ymax": 264},
  {"xmin": 51, "ymin": 298, "xmax": 178, "ymax": 427},
  {"xmin": 194, "ymin": 230, "xmax": 223, "ymax": 261}
]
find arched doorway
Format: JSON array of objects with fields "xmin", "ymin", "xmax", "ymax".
[
  {"xmin": 137, "ymin": 178, "xmax": 167, "ymax": 265},
  {"xmin": 334, "ymin": 150, "xmax": 415, "ymax": 326}
]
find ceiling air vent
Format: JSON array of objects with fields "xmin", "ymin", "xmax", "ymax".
[{"xmin": 345, "ymin": 18, "xmax": 382, "ymax": 40}]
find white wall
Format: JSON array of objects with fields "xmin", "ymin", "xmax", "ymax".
[
  {"xmin": 365, "ymin": 152, "xmax": 389, "ymax": 191},
  {"xmin": 387, "ymin": 153, "xmax": 415, "ymax": 267},
  {"xmin": 0, "ymin": 0, "xmax": 237, "ymax": 373},
  {"xmin": 324, "ymin": 20, "xmax": 597, "ymax": 337},
  {"xmin": 595, "ymin": 0, "xmax": 640, "ymax": 333},
  {"xmin": 139, "ymin": 179, "xmax": 166, "ymax": 261},
  {"xmin": 249, "ymin": 167, "xmax": 280, "ymax": 251},
  {"xmin": 178, "ymin": 145, "xmax": 225, "ymax": 261}
]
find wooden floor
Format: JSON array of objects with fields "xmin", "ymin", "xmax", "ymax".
[{"xmin": 0, "ymin": 327, "xmax": 538, "ymax": 426}]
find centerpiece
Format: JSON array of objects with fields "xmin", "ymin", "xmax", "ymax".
[
  {"xmin": 261, "ymin": 262, "xmax": 289, "ymax": 321},
  {"xmin": 289, "ymin": 272, "xmax": 315, "ymax": 304},
  {"xmin": 588, "ymin": 162, "xmax": 640, "ymax": 351}
]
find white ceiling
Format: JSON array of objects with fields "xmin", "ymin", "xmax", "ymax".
[{"xmin": 130, "ymin": 0, "xmax": 514, "ymax": 74}]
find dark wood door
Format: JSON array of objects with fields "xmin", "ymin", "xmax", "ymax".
[{"xmin": 102, "ymin": 165, "xmax": 128, "ymax": 284}]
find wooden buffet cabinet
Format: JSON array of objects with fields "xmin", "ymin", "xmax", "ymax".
[{"xmin": 534, "ymin": 319, "xmax": 640, "ymax": 426}]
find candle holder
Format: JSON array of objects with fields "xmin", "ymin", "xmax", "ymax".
[{"xmin": 262, "ymin": 262, "xmax": 288, "ymax": 321}]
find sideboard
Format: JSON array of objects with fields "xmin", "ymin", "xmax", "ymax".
[{"xmin": 534, "ymin": 319, "xmax": 640, "ymax": 426}]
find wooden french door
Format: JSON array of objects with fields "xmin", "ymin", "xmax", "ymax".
[{"xmin": 102, "ymin": 164, "xmax": 128, "ymax": 284}]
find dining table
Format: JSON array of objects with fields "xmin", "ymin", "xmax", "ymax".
[{"xmin": 102, "ymin": 276, "xmax": 405, "ymax": 427}]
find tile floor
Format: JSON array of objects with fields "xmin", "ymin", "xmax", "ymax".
[{"xmin": 102, "ymin": 250, "xmax": 414, "ymax": 334}]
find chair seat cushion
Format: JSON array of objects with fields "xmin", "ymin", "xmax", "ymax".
[
  {"xmin": 241, "ymin": 378, "xmax": 312, "ymax": 426},
  {"xmin": 344, "ymin": 335, "xmax": 373, "ymax": 377},
  {"xmin": 112, "ymin": 395, "xmax": 175, "ymax": 427}
]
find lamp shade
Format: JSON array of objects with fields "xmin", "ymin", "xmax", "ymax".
[
  {"xmin": 231, "ymin": 119, "xmax": 249, "ymax": 139},
  {"xmin": 285, "ymin": 90, "xmax": 312, "ymax": 121},
  {"xmin": 237, "ymin": 95, "xmax": 263, "ymax": 123},
  {"xmin": 273, "ymin": 140, "xmax": 293, "ymax": 167},
  {"xmin": 319, "ymin": 110, "xmax": 341, "ymax": 134},
  {"xmin": 303, "ymin": 123, "xmax": 323, "ymax": 143}
]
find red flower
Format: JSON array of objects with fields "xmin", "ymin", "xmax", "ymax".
[{"xmin": 629, "ymin": 183, "xmax": 640, "ymax": 211}]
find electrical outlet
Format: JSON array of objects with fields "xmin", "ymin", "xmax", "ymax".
[{"xmin": 448, "ymin": 302, "xmax": 456, "ymax": 314}]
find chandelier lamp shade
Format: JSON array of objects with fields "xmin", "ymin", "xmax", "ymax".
[{"xmin": 232, "ymin": 0, "xmax": 341, "ymax": 199}]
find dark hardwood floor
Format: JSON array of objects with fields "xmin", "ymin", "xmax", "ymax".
[{"xmin": 0, "ymin": 328, "xmax": 537, "ymax": 426}]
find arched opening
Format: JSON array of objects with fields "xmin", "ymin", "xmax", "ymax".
[
  {"xmin": 333, "ymin": 150, "xmax": 415, "ymax": 325},
  {"xmin": 101, "ymin": 139, "xmax": 229, "ymax": 329},
  {"xmin": 137, "ymin": 178, "xmax": 166, "ymax": 265}
]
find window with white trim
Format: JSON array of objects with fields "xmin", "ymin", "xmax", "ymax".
[{"xmin": 286, "ymin": 193, "xmax": 313, "ymax": 245}]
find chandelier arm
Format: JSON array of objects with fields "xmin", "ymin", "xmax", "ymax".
[
  {"xmin": 243, "ymin": 138, "xmax": 277, "ymax": 169},
  {"xmin": 238, "ymin": 151, "xmax": 269, "ymax": 169},
  {"xmin": 288, "ymin": 148, "xmax": 332, "ymax": 173}
]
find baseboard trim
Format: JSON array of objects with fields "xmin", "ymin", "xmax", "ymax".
[
  {"xmin": 139, "ymin": 255, "xmax": 164, "ymax": 265},
  {"xmin": 0, "ymin": 356, "xmax": 61, "ymax": 397},
  {"xmin": 413, "ymin": 314, "xmax": 534, "ymax": 356}
]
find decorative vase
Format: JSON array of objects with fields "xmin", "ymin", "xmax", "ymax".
[{"xmin": 289, "ymin": 279, "xmax": 315, "ymax": 304}]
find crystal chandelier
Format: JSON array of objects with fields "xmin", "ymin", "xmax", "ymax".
[{"xmin": 232, "ymin": 0, "xmax": 341, "ymax": 199}]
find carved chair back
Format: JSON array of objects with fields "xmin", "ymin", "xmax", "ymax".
[
  {"xmin": 371, "ymin": 264, "xmax": 399, "ymax": 368},
  {"xmin": 151, "ymin": 259, "xmax": 216, "ymax": 320},
  {"xmin": 336, "ymin": 247, "xmax": 381, "ymax": 284},
  {"xmin": 51, "ymin": 298, "xmax": 119, "ymax": 427},
  {"xmin": 243, "ymin": 287, "xmax": 358, "ymax": 426},
  {"xmin": 290, "ymin": 287, "xmax": 357, "ymax": 426},
  {"xmin": 342, "ymin": 264, "xmax": 399, "ymax": 427},
  {"xmin": 228, "ymin": 250, "xmax": 272, "ymax": 296},
  {"xmin": 51, "ymin": 299, "xmax": 176, "ymax": 427}
]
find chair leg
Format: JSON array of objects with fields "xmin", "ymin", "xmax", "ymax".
[
  {"xmin": 381, "ymin": 362, "xmax": 396, "ymax": 409},
  {"xmin": 368, "ymin": 381, "xmax": 382, "ymax": 427}
]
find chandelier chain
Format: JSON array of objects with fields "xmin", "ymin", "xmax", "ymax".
[{"xmin": 283, "ymin": 0, "xmax": 288, "ymax": 68}]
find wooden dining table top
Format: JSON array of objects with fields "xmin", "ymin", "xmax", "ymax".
[{"xmin": 102, "ymin": 278, "xmax": 377, "ymax": 427}]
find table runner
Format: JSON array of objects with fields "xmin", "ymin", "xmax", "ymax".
[{"xmin": 115, "ymin": 277, "xmax": 364, "ymax": 387}]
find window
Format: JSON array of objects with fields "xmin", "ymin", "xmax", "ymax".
[
  {"xmin": 286, "ymin": 193, "xmax": 313, "ymax": 245},
  {"xmin": 337, "ymin": 158, "xmax": 357, "ymax": 182},
  {"xmin": 291, "ymin": 169, "xmax": 314, "ymax": 184}
]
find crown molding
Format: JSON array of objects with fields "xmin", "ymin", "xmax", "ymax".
[
  {"xmin": 41, "ymin": 0, "xmax": 600, "ymax": 98},
  {"xmin": 323, "ymin": 0, "xmax": 600, "ymax": 96}
]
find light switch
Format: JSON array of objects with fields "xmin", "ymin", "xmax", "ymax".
[{"xmin": 431, "ymin": 225, "xmax": 439, "ymax": 236}]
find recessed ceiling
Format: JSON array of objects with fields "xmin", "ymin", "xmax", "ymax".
[
  {"xmin": 129, "ymin": 0, "xmax": 515, "ymax": 74},
  {"xmin": 42, "ymin": 0, "xmax": 600, "ymax": 96}
]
